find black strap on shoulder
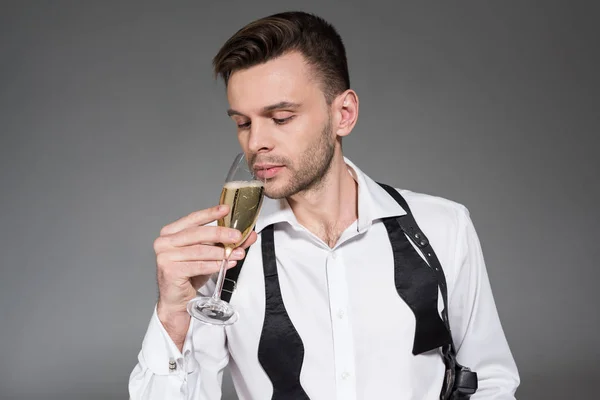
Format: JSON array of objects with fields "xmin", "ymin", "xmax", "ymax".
[
  {"xmin": 382, "ymin": 216, "xmax": 452, "ymax": 354},
  {"xmin": 377, "ymin": 182, "xmax": 477, "ymax": 400},
  {"xmin": 377, "ymin": 183, "xmax": 452, "ymax": 340}
]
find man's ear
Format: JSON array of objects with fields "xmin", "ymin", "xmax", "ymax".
[{"xmin": 333, "ymin": 89, "xmax": 359, "ymax": 138}]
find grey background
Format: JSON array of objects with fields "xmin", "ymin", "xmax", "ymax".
[{"xmin": 1, "ymin": 1, "xmax": 598, "ymax": 399}]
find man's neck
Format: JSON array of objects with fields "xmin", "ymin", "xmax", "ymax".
[{"xmin": 287, "ymin": 154, "xmax": 358, "ymax": 248}]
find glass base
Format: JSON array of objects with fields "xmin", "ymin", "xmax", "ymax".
[{"xmin": 187, "ymin": 297, "xmax": 238, "ymax": 326}]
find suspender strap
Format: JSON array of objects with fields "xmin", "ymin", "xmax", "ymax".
[
  {"xmin": 377, "ymin": 182, "xmax": 477, "ymax": 399},
  {"xmin": 377, "ymin": 183, "xmax": 452, "ymax": 342},
  {"xmin": 222, "ymin": 227, "xmax": 255, "ymax": 303},
  {"xmin": 382, "ymin": 216, "xmax": 453, "ymax": 354},
  {"xmin": 221, "ymin": 253, "xmax": 245, "ymax": 303},
  {"xmin": 256, "ymin": 225, "xmax": 310, "ymax": 400}
]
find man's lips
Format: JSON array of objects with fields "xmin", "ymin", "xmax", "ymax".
[{"xmin": 254, "ymin": 164, "xmax": 284, "ymax": 180}]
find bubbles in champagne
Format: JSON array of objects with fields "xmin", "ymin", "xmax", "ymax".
[{"xmin": 223, "ymin": 180, "xmax": 265, "ymax": 189}]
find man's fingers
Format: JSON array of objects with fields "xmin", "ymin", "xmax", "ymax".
[
  {"xmin": 164, "ymin": 244, "xmax": 246, "ymax": 262},
  {"xmin": 177, "ymin": 260, "xmax": 237, "ymax": 278},
  {"xmin": 166, "ymin": 225, "xmax": 242, "ymax": 248},
  {"xmin": 160, "ymin": 205, "xmax": 229, "ymax": 236},
  {"xmin": 240, "ymin": 230, "xmax": 258, "ymax": 250}
]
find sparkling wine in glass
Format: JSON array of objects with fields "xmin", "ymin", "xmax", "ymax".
[{"xmin": 187, "ymin": 153, "xmax": 264, "ymax": 325}]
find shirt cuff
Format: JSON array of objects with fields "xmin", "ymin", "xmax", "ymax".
[{"xmin": 140, "ymin": 305, "xmax": 196, "ymax": 376}]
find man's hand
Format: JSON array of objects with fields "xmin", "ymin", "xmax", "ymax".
[{"xmin": 153, "ymin": 204, "xmax": 257, "ymax": 349}]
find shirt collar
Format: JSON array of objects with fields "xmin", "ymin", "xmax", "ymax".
[{"xmin": 254, "ymin": 157, "xmax": 407, "ymax": 234}]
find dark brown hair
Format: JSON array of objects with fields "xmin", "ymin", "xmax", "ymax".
[{"xmin": 213, "ymin": 11, "xmax": 350, "ymax": 104}]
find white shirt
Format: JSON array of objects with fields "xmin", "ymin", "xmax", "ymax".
[{"xmin": 129, "ymin": 158, "xmax": 520, "ymax": 399}]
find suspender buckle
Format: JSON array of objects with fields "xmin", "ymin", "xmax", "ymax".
[{"xmin": 222, "ymin": 278, "xmax": 237, "ymax": 294}]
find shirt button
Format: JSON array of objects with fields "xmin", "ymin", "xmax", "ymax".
[
  {"xmin": 331, "ymin": 251, "xmax": 337, "ymax": 259},
  {"xmin": 337, "ymin": 309, "xmax": 345, "ymax": 319},
  {"xmin": 341, "ymin": 371, "xmax": 350, "ymax": 380}
]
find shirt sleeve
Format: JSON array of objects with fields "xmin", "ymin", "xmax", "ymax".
[
  {"xmin": 128, "ymin": 301, "xmax": 229, "ymax": 400},
  {"xmin": 448, "ymin": 206, "xmax": 520, "ymax": 399}
]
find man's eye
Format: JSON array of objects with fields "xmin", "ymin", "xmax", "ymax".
[
  {"xmin": 237, "ymin": 122, "xmax": 251, "ymax": 129},
  {"xmin": 273, "ymin": 116, "xmax": 294, "ymax": 125}
]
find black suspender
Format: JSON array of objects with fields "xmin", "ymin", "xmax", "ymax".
[
  {"xmin": 381, "ymin": 216, "xmax": 452, "ymax": 355},
  {"xmin": 223, "ymin": 227, "xmax": 310, "ymax": 399},
  {"xmin": 221, "ymin": 243, "xmax": 246, "ymax": 303},
  {"xmin": 256, "ymin": 226, "xmax": 310, "ymax": 399},
  {"xmin": 377, "ymin": 183, "xmax": 478, "ymax": 399}
]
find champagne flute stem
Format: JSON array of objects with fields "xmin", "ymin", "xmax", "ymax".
[{"xmin": 211, "ymin": 249, "xmax": 232, "ymax": 301}]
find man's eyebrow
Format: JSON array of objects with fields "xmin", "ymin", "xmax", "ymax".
[
  {"xmin": 226, "ymin": 109, "xmax": 246, "ymax": 117},
  {"xmin": 226, "ymin": 102, "xmax": 301, "ymax": 117},
  {"xmin": 261, "ymin": 101, "xmax": 301, "ymax": 113}
]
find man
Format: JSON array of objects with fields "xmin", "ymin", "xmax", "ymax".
[{"xmin": 129, "ymin": 11, "xmax": 519, "ymax": 400}]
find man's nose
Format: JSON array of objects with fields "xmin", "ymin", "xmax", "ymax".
[{"xmin": 247, "ymin": 120, "xmax": 274, "ymax": 154}]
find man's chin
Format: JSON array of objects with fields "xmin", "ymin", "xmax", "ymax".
[
  {"xmin": 263, "ymin": 181, "xmax": 293, "ymax": 200},
  {"xmin": 264, "ymin": 189, "xmax": 288, "ymax": 200}
]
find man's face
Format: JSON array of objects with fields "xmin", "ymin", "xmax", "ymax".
[{"xmin": 226, "ymin": 51, "xmax": 336, "ymax": 199}]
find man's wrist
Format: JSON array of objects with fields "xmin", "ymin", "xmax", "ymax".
[{"xmin": 157, "ymin": 302, "xmax": 191, "ymax": 351}]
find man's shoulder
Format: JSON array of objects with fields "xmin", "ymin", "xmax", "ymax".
[
  {"xmin": 394, "ymin": 188, "xmax": 470, "ymax": 227},
  {"xmin": 388, "ymin": 188, "xmax": 473, "ymax": 267}
]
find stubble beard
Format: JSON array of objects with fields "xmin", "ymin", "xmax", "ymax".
[{"xmin": 266, "ymin": 118, "xmax": 336, "ymax": 200}]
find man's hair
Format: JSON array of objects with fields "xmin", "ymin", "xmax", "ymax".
[{"xmin": 212, "ymin": 11, "xmax": 350, "ymax": 104}]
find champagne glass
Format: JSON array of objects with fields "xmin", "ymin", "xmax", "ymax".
[{"xmin": 187, "ymin": 153, "xmax": 265, "ymax": 325}]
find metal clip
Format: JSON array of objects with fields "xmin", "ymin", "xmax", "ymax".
[{"xmin": 222, "ymin": 278, "xmax": 237, "ymax": 294}]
